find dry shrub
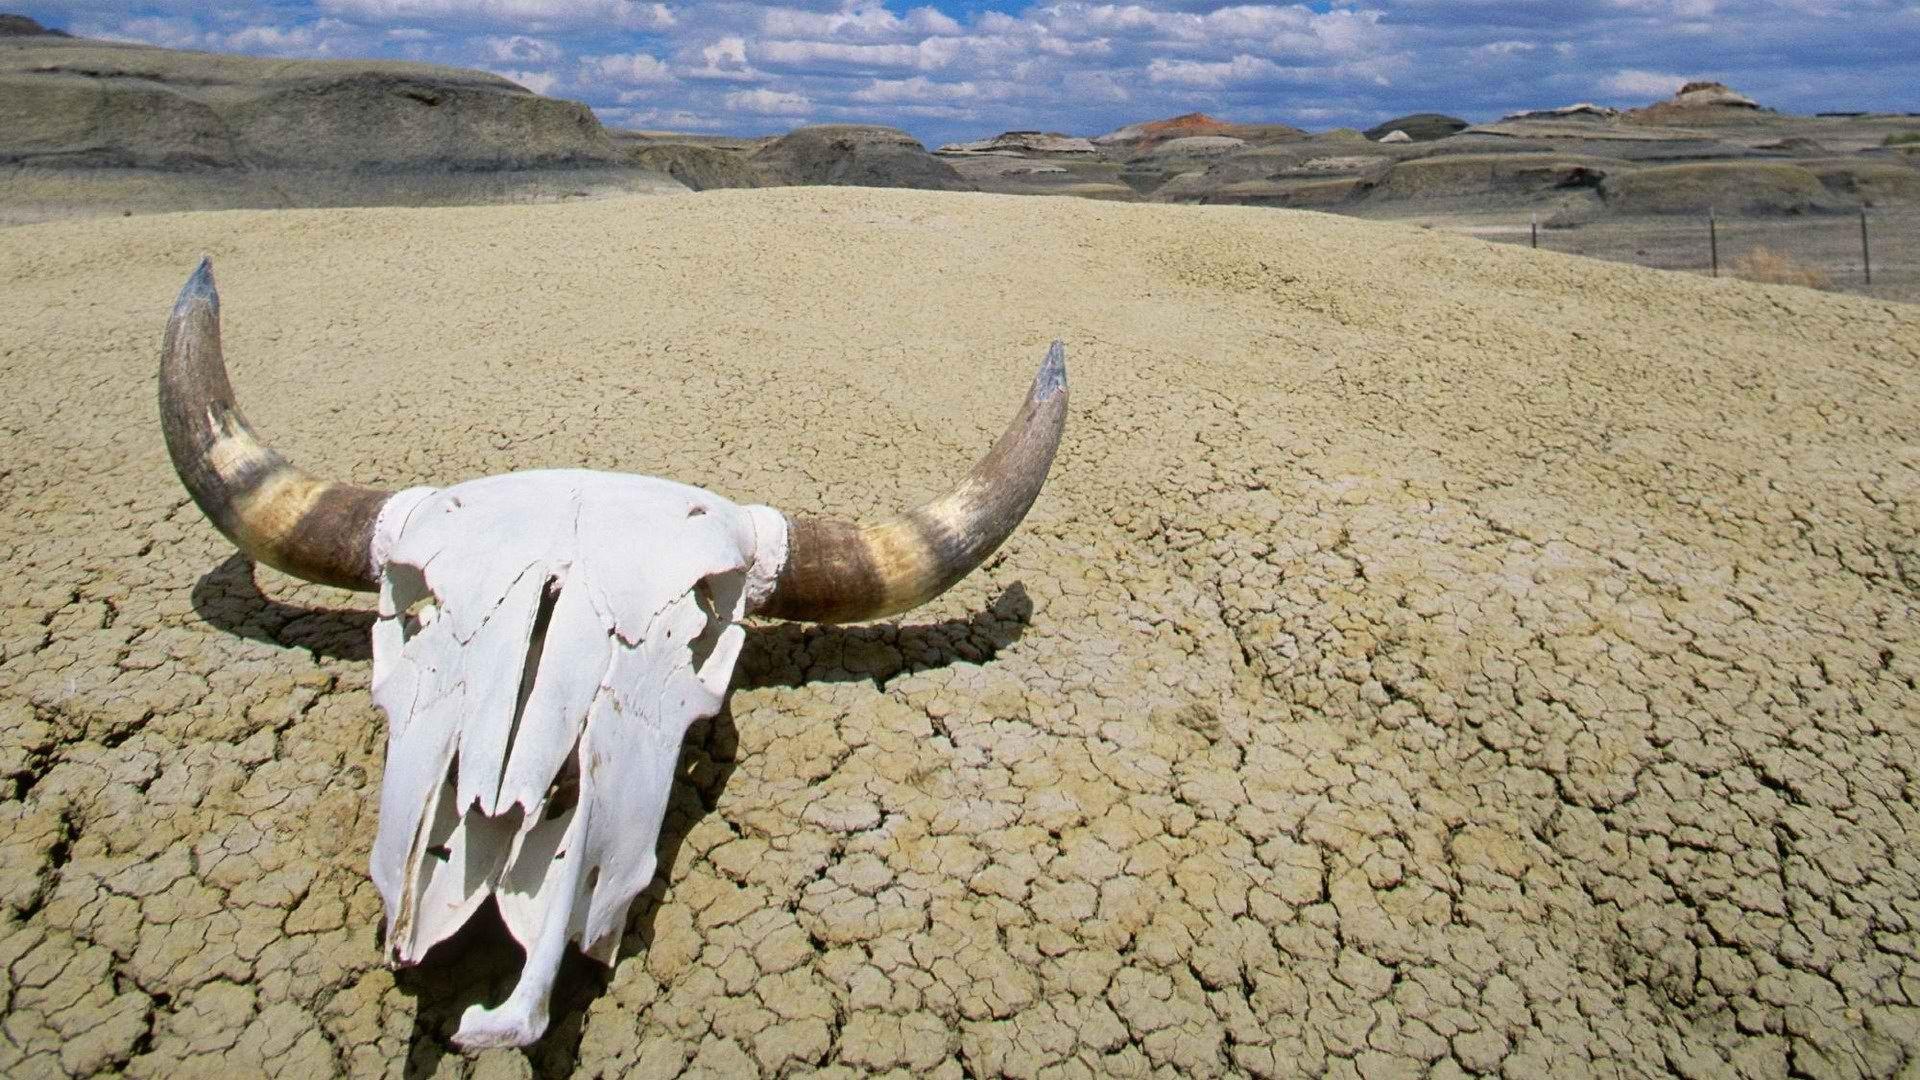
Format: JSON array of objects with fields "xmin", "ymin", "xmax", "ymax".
[{"xmin": 1729, "ymin": 245, "xmax": 1830, "ymax": 289}]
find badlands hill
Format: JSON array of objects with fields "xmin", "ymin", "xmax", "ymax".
[
  {"xmin": 3, "ymin": 186, "xmax": 1917, "ymax": 1077},
  {"xmin": 941, "ymin": 90, "xmax": 1920, "ymax": 222},
  {"xmin": 1093, "ymin": 111, "xmax": 1309, "ymax": 149},
  {"xmin": 0, "ymin": 37, "xmax": 616, "ymax": 172},
  {"xmin": 0, "ymin": 28, "xmax": 694, "ymax": 219},
  {"xmin": 0, "ymin": 24, "xmax": 979, "ymax": 218},
  {"xmin": 750, "ymin": 125, "xmax": 973, "ymax": 191},
  {"xmin": 0, "ymin": 13, "xmax": 64, "ymax": 36},
  {"xmin": 4, "ymin": 18, "xmax": 1915, "ymax": 292}
]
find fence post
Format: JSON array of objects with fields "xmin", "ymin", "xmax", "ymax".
[
  {"xmin": 1861, "ymin": 208, "xmax": 1872, "ymax": 286},
  {"xmin": 1530, "ymin": 212, "xmax": 1538, "ymax": 249},
  {"xmin": 1709, "ymin": 207, "xmax": 1719, "ymax": 278}
]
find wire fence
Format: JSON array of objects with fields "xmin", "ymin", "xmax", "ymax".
[{"xmin": 1470, "ymin": 209, "xmax": 1917, "ymax": 303}]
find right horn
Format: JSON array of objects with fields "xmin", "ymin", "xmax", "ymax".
[{"xmin": 753, "ymin": 342, "xmax": 1067, "ymax": 624}]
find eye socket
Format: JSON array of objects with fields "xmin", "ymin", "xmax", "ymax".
[
  {"xmin": 403, "ymin": 594, "xmax": 439, "ymax": 637},
  {"xmin": 686, "ymin": 570, "xmax": 749, "ymax": 679},
  {"xmin": 385, "ymin": 562, "xmax": 437, "ymax": 642}
]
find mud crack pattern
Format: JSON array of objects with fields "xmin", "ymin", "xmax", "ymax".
[{"xmin": 2, "ymin": 188, "xmax": 1918, "ymax": 1077}]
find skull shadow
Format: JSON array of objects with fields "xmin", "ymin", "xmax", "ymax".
[
  {"xmin": 191, "ymin": 552, "xmax": 375, "ymax": 661},
  {"xmin": 191, "ymin": 555, "xmax": 1031, "ymax": 1075}
]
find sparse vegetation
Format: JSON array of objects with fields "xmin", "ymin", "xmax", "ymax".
[
  {"xmin": 1729, "ymin": 245, "xmax": 1831, "ymax": 288},
  {"xmin": 1884, "ymin": 132, "xmax": 1920, "ymax": 146}
]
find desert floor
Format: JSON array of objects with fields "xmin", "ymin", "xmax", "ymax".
[{"xmin": 2, "ymin": 188, "xmax": 1918, "ymax": 1078}]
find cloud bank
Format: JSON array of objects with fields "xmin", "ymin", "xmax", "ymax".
[{"xmin": 24, "ymin": 2, "xmax": 1920, "ymax": 145}]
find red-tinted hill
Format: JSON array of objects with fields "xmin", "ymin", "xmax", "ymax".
[{"xmin": 1095, "ymin": 112, "xmax": 1305, "ymax": 149}]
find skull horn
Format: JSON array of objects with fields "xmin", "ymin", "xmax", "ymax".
[
  {"xmin": 753, "ymin": 341, "xmax": 1068, "ymax": 624},
  {"xmin": 160, "ymin": 259, "xmax": 1066, "ymax": 614},
  {"xmin": 160, "ymin": 258, "xmax": 392, "ymax": 591}
]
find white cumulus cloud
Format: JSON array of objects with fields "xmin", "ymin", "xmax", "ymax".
[
  {"xmin": 1147, "ymin": 54, "xmax": 1281, "ymax": 88},
  {"xmin": 583, "ymin": 51, "xmax": 674, "ymax": 84},
  {"xmin": 1602, "ymin": 68, "xmax": 1690, "ymax": 98},
  {"xmin": 726, "ymin": 87, "xmax": 811, "ymax": 115},
  {"xmin": 317, "ymin": 0, "xmax": 674, "ymax": 32},
  {"xmin": 850, "ymin": 76, "xmax": 1008, "ymax": 104},
  {"xmin": 487, "ymin": 35, "xmax": 563, "ymax": 64}
]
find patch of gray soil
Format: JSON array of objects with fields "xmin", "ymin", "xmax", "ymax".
[
  {"xmin": 617, "ymin": 138, "xmax": 766, "ymax": 191},
  {"xmin": 1598, "ymin": 161, "xmax": 1850, "ymax": 214},
  {"xmin": 1375, "ymin": 153, "xmax": 1619, "ymax": 203},
  {"xmin": 751, "ymin": 125, "xmax": 973, "ymax": 191},
  {"xmin": 1800, "ymin": 157, "xmax": 1920, "ymax": 206}
]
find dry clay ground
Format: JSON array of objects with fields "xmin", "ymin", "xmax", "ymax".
[{"xmin": 1, "ymin": 188, "xmax": 1918, "ymax": 1079}]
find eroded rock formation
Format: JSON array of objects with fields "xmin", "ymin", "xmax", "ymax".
[
  {"xmin": 751, "ymin": 125, "xmax": 973, "ymax": 191},
  {"xmin": 0, "ymin": 35, "xmax": 622, "ymax": 172}
]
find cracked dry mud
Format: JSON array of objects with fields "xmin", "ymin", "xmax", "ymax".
[{"xmin": 2, "ymin": 186, "xmax": 1918, "ymax": 1078}]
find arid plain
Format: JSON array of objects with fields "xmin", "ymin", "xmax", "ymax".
[{"xmin": 3, "ymin": 186, "xmax": 1918, "ymax": 1077}]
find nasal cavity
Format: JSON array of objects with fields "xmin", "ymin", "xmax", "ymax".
[{"xmin": 498, "ymin": 573, "xmax": 564, "ymax": 803}]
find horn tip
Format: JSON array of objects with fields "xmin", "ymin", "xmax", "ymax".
[
  {"xmin": 1033, "ymin": 340, "xmax": 1067, "ymax": 401},
  {"xmin": 173, "ymin": 257, "xmax": 218, "ymax": 319}
]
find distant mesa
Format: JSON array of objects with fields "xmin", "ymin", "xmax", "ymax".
[
  {"xmin": 750, "ymin": 125, "xmax": 973, "ymax": 191},
  {"xmin": 1504, "ymin": 103, "xmax": 1620, "ymax": 122},
  {"xmin": 0, "ymin": 13, "xmax": 68, "ymax": 37},
  {"xmin": 1628, "ymin": 81, "xmax": 1769, "ymax": 125},
  {"xmin": 1095, "ymin": 112, "xmax": 1233, "ymax": 146},
  {"xmin": 939, "ymin": 131, "xmax": 1098, "ymax": 156},
  {"xmin": 1364, "ymin": 113, "xmax": 1467, "ymax": 142},
  {"xmin": 1094, "ymin": 112, "xmax": 1306, "ymax": 149},
  {"xmin": 1672, "ymin": 81, "xmax": 1760, "ymax": 109}
]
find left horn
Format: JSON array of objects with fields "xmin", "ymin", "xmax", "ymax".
[{"xmin": 160, "ymin": 258, "xmax": 391, "ymax": 591}]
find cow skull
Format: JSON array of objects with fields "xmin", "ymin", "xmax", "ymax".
[
  {"xmin": 365, "ymin": 473, "xmax": 787, "ymax": 1047},
  {"xmin": 159, "ymin": 259, "xmax": 1066, "ymax": 1049}
]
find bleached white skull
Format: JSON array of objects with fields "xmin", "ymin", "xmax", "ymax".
[
  {"xmin": 158, "ymin": 260, "xmax": 1066, "ymax": 1048},
  {"xmin": 366, "ymin": 474, "xmax": 787, "ymax": 1045}
]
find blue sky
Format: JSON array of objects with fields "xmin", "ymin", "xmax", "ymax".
[{"xmin": 19, "ymin": 2, "xmax": 1920, "ymax": 147}]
